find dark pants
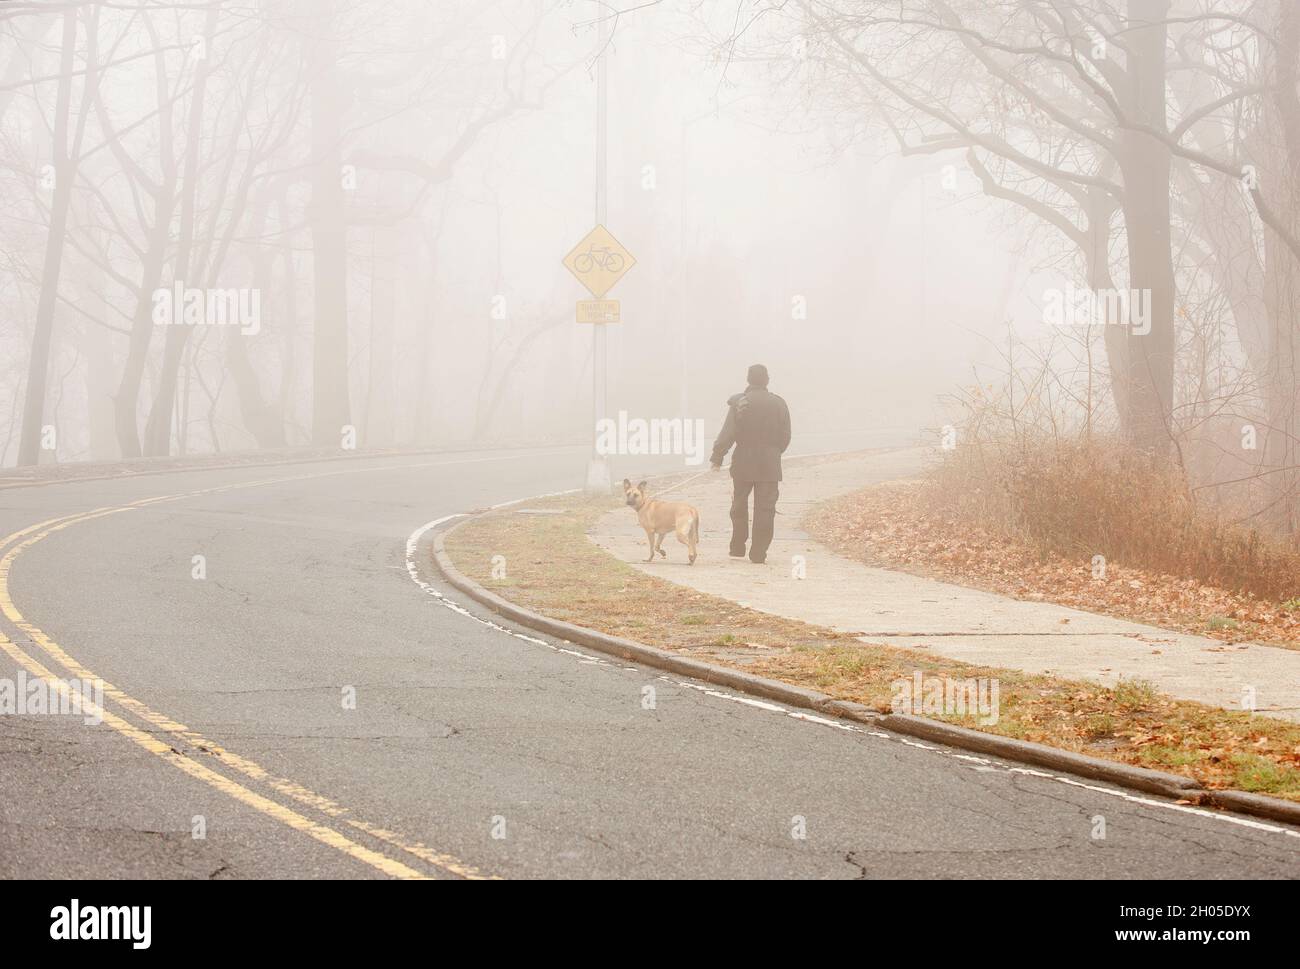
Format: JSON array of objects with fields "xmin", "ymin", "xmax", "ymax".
[{"xmin": 730, "ymin": 480, "xmax": 779, "ymax": 562}]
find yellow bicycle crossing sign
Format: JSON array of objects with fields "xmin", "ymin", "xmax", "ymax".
[{"xmin": 562, "ymin": 224, "xmax": 635, "ymax": 298}]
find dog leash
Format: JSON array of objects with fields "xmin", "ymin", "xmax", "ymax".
[
  {"xmin": 646, "ymin": 447, "xmax": 849, "ymax": 498},
  {"xmin": 649, "ymin": 466, "xmax": 716, "ymax": 496},
  {"xmin": 649, "ymin": 467, "xmax": 802, "ymax": 515}
]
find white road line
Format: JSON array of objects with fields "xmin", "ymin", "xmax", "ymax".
[
  {"xmin": 403, "ymin": 503, "xmax": 1300, "ymax": 846},
  {"xmin": 1014, "ymin": 770, "xmax": 1300, "ymax": 836},
  {"xmin": 404, "ymin": 509, "xmax": 593, "ymax": 657}
]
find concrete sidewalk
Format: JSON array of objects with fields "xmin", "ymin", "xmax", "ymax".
[{"xmin": 589, "ymin": 449, "xmax": 1300, "ymax": 722}]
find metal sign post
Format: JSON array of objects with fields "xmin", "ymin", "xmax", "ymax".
[
  {"xmin": 562, "ymin": 11, "xmax": 636, "ymax": 494},
  {"xmin": 585, "ymin": 10, "xmax": 612, "ymax": 495}
]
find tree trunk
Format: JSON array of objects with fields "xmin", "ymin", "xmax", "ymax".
[
  {"xmin": 277, "ymin": 191, "xmax": 301, "ymax": 443},
  {"xmin": 142, "ymin": 3, "xmax": 219, "ymax": 457},
  {"xmin": 1115, "ymin": 0, "xmax": 1176, "ymax": 454},
  {"xmin": 308, "ymin": 2, "xmax": 351, "ymax": 445},
  {"xmin": 1259, "ymin": 2, "xmax": 1300, "ymax": 534},
  {"xmin": 363, "ymin": 219, "xmax": 397, "ymax": 447},
  {"xmin": 226, "ymin": 191, "xmax": 285, "ymax": 448},
  {"xmin": 81, "ymin": 227, "xmax": 119, "ymax": 461},
  {"xmin": 17, "ymin": 11, "xmax": 77, "ymax": 466},
  {"xmin": 114, "ymin": 217, "xmax": 172, "ymax": 458}
]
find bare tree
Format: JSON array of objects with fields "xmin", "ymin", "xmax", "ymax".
[{"xmin": 16, "ymin": 5, "xmax": 98, "ymax": 465}]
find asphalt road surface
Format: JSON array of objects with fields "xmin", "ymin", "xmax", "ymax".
[{"xmin": 1, "ymin": 444, "xmax": 1297, "ymax": 879}]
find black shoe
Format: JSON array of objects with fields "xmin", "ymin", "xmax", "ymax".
[
  {"xmin": 749, "ymin": 556, "xmax": 766, "ymax": 565},
  {"xmin": 729, "ymin": 548, "xmax": 746, "ymax": 558}
]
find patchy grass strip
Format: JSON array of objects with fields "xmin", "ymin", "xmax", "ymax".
[{"xmin": 443, "ymin": 493, "xmax": 1300, "ymax": 800}]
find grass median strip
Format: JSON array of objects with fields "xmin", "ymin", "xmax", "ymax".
[{"xmin": 443, "ymin": 493, "xmax": 1300, "ymax": 800}]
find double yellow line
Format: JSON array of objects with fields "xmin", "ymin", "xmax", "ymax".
[{"xmin": 0, "ymin": 475, "xmax": 494, "ymax": 880}]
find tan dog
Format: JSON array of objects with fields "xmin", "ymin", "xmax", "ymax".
[{"xmin": 622, "ymin": 479, "xmax": 699, "ymax": 565}]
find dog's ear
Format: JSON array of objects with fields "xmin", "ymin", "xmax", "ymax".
[
  {"xmin": 622, "ymin": 478, "xmax": 631, "ymax": 491},
  {"xmin": 637, "ymin": 480, "xmax": 647, "ymax": 492}
]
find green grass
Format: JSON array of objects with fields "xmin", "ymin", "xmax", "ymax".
[
  {"xmin": 1113, "ymin": 678, "xmax": 1161, "ymax": 710},
  {"xmin": 1230, "ymin": 753, "xmax": 1293, "ymax": 794}
]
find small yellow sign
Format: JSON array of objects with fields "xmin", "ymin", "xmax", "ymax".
[
  {"xmin": 562, "ymin": 224, "xmax": 635, "ymax": 298},
  {"xmin": 576, "ymin": 299, "xmax": 620, "ymax": 324}
]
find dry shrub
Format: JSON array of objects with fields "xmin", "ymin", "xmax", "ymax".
[{"xmin": 930, "ymin": 435, "xmax": 1300, "ymax": 602}]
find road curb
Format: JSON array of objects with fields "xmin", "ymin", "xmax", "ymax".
[
  {"xmin": 876, "ymin": 714, "xmax": 1200, "ymax": 798},
  {"xmin": 428, "ymin": 502, "xmax": 1300, "ymax": 829},
  {"xmin": 432, "ymin": 524, "xmax": 858, "ymax": 716},
  {"xmin": 1205, "ymin": 790, "xmax": 1300, "ymax": 826}
]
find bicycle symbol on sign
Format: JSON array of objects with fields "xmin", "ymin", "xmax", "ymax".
[{"xmin": 573, "ymin": 245, "xmax": 625, "ymax": 274}]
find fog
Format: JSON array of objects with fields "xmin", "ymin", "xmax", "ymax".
[
  {"xmin": 0, "ymin": 0, "xmax": 1044, "ymax": 470},
  {"xmin": 5, "ymin": 0, "xmax": 1300, "ymax": 890},
  {"xmin": 3, "ymin": 1, "xmax": 1295, "ymax": 526}
]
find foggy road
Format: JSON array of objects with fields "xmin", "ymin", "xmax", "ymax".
[{"xmin": 1, "ymin": 448, "xmax": 1296, "ymax": 880}]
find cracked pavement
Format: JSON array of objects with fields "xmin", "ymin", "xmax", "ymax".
[{"xmin": 1, "ymin": 445, "xmax": 1297, "ymax": 878}]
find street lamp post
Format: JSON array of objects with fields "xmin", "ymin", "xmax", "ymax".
[{"xmin": 584, "ymin": 11, "xmax": 612, "ymax": 495}]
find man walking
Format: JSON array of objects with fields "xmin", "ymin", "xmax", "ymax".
[{"xmin": 709, "ymin": 364, "xmax": 791, "ymax": 564}]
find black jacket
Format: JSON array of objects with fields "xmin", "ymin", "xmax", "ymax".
[{"xmin": 710, "ymin": 385, "xmax": 791, "ymax": 482}]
